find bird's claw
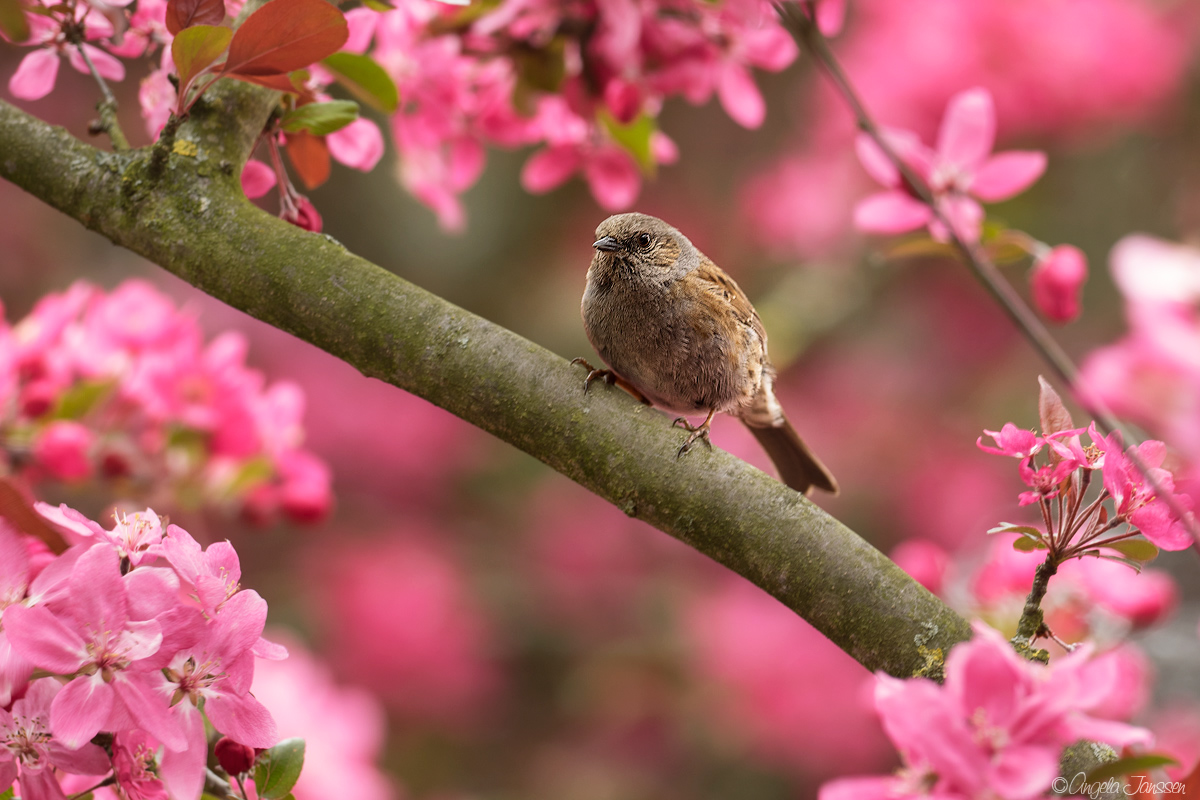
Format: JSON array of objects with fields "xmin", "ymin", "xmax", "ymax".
[
  {"xmin": 571, "ymin": 358, "xmax": 616, "ymax": 394},
  {"xmin": 673, "ymin": 417, "xmax": 713, "ymax": 458}
]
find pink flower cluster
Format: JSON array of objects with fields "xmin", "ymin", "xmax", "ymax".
[
  {"xmin": 0, "ymin": 506, "xmax": 285, "ymax": 800},
  {"xmin": 819, "ymin": 622, "xmax": 1153, "ymax": 800},
  {"xmin": 0, "ymin": 279, "xmax": 331, "ymax": 524},
  {"xmin": 5, "ymin": 0, "xmax": 809, "ymax": 229},
  {"xmin": 345, "ymin": 0, "xmax": 802, "ymax": 228},
  {"xmin": 978, "ymin": 418, "xmax": 1194, "ymax": 552}
]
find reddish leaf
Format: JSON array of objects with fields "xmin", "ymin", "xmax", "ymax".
[
  {"xmin": 171, "ymin": 24, "xmax": 232, "ymax": 96},
  {"xmin": 0, "ymin": 477, "xmax": 67, "ymax": 554},
  {"xmin": 1037, "ymin": 375, "xmax": 1075, "ymax": 438},
  {"xmin": 165, "ymin": 0, "xmax": 225, "ymax": 36},
  {"xmin": 224, "ymin": 0, "xmax": 347, "ymax": 78},
  {"xmin": 286, "ymin": 130, "xmax": 330, "ymax": 190}
]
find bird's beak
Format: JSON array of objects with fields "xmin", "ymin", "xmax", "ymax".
[{"xmin": 592, "ymin": 236, "xmax": 621, "ymax": 252}]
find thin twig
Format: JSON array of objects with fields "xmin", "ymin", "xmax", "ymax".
[
  {"xmin": 74, "ymin": 42, "xmax": 129, "ymax": 151},
  {"xmin": 779, "ymin": 1, "xmax": 1200, "ymax": 548}
]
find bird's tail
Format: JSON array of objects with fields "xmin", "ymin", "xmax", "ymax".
[
  {"xmin": 740, "ymin": 370, "xmax": 838, "ymax": 496},
  {"xmin": 745, "ymin": 418, "xmax": 839, "ymax": 496}
]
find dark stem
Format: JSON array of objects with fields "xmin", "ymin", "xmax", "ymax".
[
  {"xmin": 779, "ymin": 1, "xmax": 1200, "ymax": 549},
  {"xmin": 68, "ymin": 777, "xmax": 115, "ymax": 799},
  {"xmin": 205, "ymin": 768, "xmax": 237, "ymax": 800},
  {"xmin": 73, "ymin": 42, "xmax": 129, "ymax": 151},
  {"xmin": 1013, "ymin": 557, "xmax": 1058, "ymax": 649}
]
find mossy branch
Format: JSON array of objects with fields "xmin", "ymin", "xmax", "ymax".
[{"xmin": 0, "ymin": 81, "xmax": 972, "ymax": 679}]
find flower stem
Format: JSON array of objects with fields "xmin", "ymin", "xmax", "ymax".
[
  {"xmin": 779, "ymin": 1, "xmax": 1200, "ymax": 549},
  {"xmin": 1013, "ymin": 557, "xmax": 1058, "ymax": 658},
  {"xmin": 73, "ymin": 43, "xmax": 129, "ymax": 151}
]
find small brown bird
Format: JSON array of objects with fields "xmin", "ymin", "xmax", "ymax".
[{"xmin": 574, "ymin": 212, "xmax": 838, "ymax": 496}]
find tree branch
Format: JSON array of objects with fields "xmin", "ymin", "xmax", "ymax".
[{"xmin": 0, "ymin": 81, "xmax": 972, "ymax": 679}]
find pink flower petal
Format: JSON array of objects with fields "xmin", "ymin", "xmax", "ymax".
[
  {"xmin": 717, "ymin": 62, "xmax": 765, "ymax": 129},
  {"xmin": 937, "ymin": 194, "xmax": 984, "ymax": 243},
  {"xmin": 206, "ymin": 691, "xmax": 278, "ymax": 748},
  {"xmin": 328, "ymin": 118, "xmax": 385, "ymax": 172},
  {"xmin": 67, "ymin": 44, "xmax": 125, "ymax": 82},
  {"xmin": 2, "ymin": 604, "xmax": 86, "ymax": 674},
  {"xmin": 8, "ymin": 49, "xmax": 60, "ymax": 101},
  {"xmin": 815, "ymin": 0, "xmax": 846, "ymax": 37},
  {"xmin": 114, "ymin": 671, "xmax": 188, "ymax": 750},
  {"xmin": 971, "ymin": 151, "xmax": 1047, "ymax": 202},
  {"xmin": 988, "ymin": 744, "xmax": 1061, "ymax": 800},
  {"xmin": 214, "ymin": 590, "xmax": 268, "ymax": 656},
  {"xmin": 853, "ymin": 191, "xmax": 931, "ymax": 234},
  {"xmin": 584, "ymin": 147, "xmax": 640, "ymax": 210},
  {"xmin": 240, "ymin": 159, "xmax": 276, "ymax": 199},
  {"xmin": 817, "ymin": 775, "xmax": 898, "ymax": 800},
  {"xmin": 342, "ymin": 7, "xmax": 378, "ymax": 53},
  {"xmin": 51, "ymin": 674, "xmax": 114, "ymax": 747},
  {"xmin": 937, "ymin": 87, "xmax": 995, "ymax": 170},
  {"xmin": 521, "ymin": 145, "xmax": 582, "ymax": 194},
  {"xmin": 69, "ymin": 544, "xmax": 127, "ymax": 634},
  {"xmin": 159, "ymin": 707, "xmax": 208, "ymax": 799}
]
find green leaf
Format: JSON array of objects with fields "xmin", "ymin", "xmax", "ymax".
[
  {"xmin": 1086, "ymin": 753, "xmax": 1178, "ymax": 783},
  {"xmin": 0, "ymin": 785, "xmax": 15, "ymax": 800},
  {"xmin": 598, "ymin": 109, "xmax": 656, "ymax": 175},
  {"xmin": 280, "ymin": 100, "xmax": 360, "ymax": 136},
  {"xmin": 362, "ymin": 0, "xmax": 393, "ymax": 9},
  {"xmin": 1012, "ymin": 536, "xmax": 1046, "ymax": 552},
  {"xmin": 171, "ymin": 24, "xmax": 233, "ymax": 95},
  {"xmin": 322, "ymin": 52, "xmax": 399, "ymax": 113},
  {"xmin": 987, "ymin": 523, "xmax": 1042, "ymax": 537},
  {"xmin": 882, "ymin": 236, "xmax": 957, "ymax": 261},
  {"xmin": 0, "ymin": 0, "xmax": 30, "ymax": 43},
  {"xmin": 227, "ymin": 456, "xmax": 273, "ymax": 495},
  {"xmin": 1100, "ymin": 538, "xmax": 1159, "ymax": 562},
  {"xmin": 51, "ymin": 380, "xmax": 112, "ymax": 420},
  {"xmin": 253, "ymin": 738, "xmax": 305, "ymax": 800}
]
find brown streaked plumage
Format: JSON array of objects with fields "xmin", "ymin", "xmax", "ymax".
[{"xmin": 575, "ymin": 212, "xmax": 838, "ymax": 496}]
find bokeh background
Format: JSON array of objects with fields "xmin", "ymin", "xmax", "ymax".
[{"xmin": 4, "ymin": 0, "xmax": 1200, "ymax": 796}]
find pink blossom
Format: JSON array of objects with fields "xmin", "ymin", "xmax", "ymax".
[
  {"xmin": 328, "ymin": 118, "xmax": 385, "ymax": 172},
  {"xmin": 0, "ymin": 678, "xmax": 111, "ymax": 800},
  {"xmin": 1094, "ymin": 432, "xmax": 1194, "ymax": 550},
  {"xmin": 6, "ymin": 6, "xmax": 124, "ymax": 101},
  {"xmin": 32, "ymin": 420, "xmax": 93, "ymax": 481},
  {"xmin": 976, "ymin": 423, "xmax": 1041, "ymax": 458},
  {"xmin": 819, "ymin": 623, "xmax": 1153, "ymax": 800},
  {"xmin": 112, "ymin": 731, "xmax": 169, "ymax": 800},
  {"xmin": 1030, "ymin": 245, "xmax": 1088, "ymax": 323},
  {"xmin": 2, "ymin": 544, "xmax": 183, "ymax": 750},
  {"xmin": 855, "ymin": 88, "xmax": 1047, "ymax": 243}
]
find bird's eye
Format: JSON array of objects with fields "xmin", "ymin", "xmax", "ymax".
[{"xmin": 636, "ymin": 233, "xmax": 652, "ymax": 249}]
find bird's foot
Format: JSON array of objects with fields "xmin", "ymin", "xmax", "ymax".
[
  {"xmin": 673, "ymin": 411, "xmax": 716, "ymax": 458},
  {"xmin": 570, "ymin": 358, "xmax": 615, "ymax": 394},
  {"xmin": 570, "ymin": 358, "xmax": 651, "ymax": 404}
]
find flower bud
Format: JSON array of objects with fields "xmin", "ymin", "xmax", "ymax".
[
  {"xmin": 215, "ymin": 737, "xmax": 257, "ymax": 776},
  {"xmin": 1031, "ymin": 245, "xmax": 1087, "ymax": 323}
]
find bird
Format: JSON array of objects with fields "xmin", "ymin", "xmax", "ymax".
[{"xmin": 573, "ymin": 212, "xmax": 838, "ymax": 496}]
